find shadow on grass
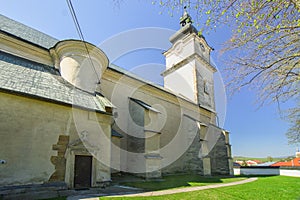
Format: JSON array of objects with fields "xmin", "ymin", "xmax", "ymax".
[{"xmin": 118, "ymin": 174, "xmax": 246, "ymax": 191}]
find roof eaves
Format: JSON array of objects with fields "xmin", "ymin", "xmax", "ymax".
[
  {"xmin": 129, "ymin": 97, "xmax": 160, "ymax": 113},
  {"xmin": 111, "ymin": 129, "xmax": 123, "ymax": 138},
  {"xmin": 0, "ymin": 87, "xmax": 111, "ymax": 115}
]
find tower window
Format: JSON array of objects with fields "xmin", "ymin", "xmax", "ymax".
[
  {"xmin": 199, "ymin": 43, "xmax": 205, "ymax": 52},
  {"xmin": 204, "ymin": 81, "xmax": 209, "ymax": 94}
]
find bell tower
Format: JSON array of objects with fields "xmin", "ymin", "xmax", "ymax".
[{"xmin": 162, "ymin": 8, "xmax": 216, "ymax": 111}]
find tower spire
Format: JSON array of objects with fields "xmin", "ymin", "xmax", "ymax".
[{"xmin": 180, "ymin": 6, "xmax": 192, "ymax": 27}]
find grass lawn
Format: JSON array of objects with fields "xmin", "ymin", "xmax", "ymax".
[
  {"xmin": 43, "ymin": 197, "xmax": 66, "ymax": 200},
  {"xmin": 119, "ymin": 174, "xmax": 246, "ymax": 191},
  {"xmin": 43, "ymin": 175, "xmax": 244, "ymax": 200},
  {"xmin": 101, "ymin": 176, "xmax": 300, "ymax": 200}
]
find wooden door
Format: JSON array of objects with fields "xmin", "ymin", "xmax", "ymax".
[{"xmin": 74, "ymin": 155, "xmax": 92, "ymax": 189}]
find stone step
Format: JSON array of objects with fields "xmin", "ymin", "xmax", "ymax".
[
  {"xmin": 2, "ymin": 190, "xmax": 59, "ymax": 200},
  {"xmin": 0, "ymin": 182, "xmax": 67, "ymax": 199}
]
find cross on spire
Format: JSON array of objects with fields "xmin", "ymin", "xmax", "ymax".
[{"xmin": 180, "ymin": 6, "xmax": 193, "ymax": 27}]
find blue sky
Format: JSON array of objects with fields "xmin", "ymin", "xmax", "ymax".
[{"xmin": 0, "ymin": 0, "xmax": 297, "ymax": 158}]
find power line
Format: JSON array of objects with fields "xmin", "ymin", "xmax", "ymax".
[{"xmin": 66, "ymin": 0, "xmax": 101, "ymax": 85}]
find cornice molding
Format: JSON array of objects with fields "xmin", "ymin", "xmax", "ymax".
[
  {"xmin": 0, "ymin": 32, "xmax": 53, "ymax": 66},
  {"xmin": 161, "ymin": 52, "xmax": 216, "ymax": 77}
]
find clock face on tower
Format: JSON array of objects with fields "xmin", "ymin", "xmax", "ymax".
[{"xmin": 174, "ymin": 42, "xmax": 183, "ymax": 54}]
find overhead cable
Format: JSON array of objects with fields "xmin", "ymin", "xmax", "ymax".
[{"xmin": 66, "ymin": 0, "xmax": 101, "ymax": 85}]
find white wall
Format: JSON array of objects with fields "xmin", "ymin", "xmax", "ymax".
[
  {"xmin": 234, "ymin": 167, "xmax": 300, "ymax": 177},
  {"xmin": 164, "ymin": 62, "xmax": 197, "ymax": 103},
  {"xmin": 233, "ymin": 168, "xmax": 240, "ymax": 175},
  {"xmin": 280, "ymin": 169, "xmax": 300, "ymax": 177},
  {"xmin": 243, "ymin": 168, "xmax": 279, "ymax": 175}
]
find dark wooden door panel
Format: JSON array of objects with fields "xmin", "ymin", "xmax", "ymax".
[{"xmin": 74, "ymin": 155, "xmax": 92, "ymax": 189}]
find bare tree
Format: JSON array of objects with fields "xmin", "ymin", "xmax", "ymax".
[
  {"xmin": 286, "ymin": 105, "xmax": 300, "ymax": 144},
  {"xmin": 152, "ymin": 0, "xmax": 300, "ymax": 144}
]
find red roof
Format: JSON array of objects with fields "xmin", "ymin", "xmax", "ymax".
[
  {"xmin": 253, "ymin": 160, "xmax": 263, "ymax": 164},
  {"xmin": 271, "ymin": 158, "xmax": 300, "ymax": 167},
  {"xmin": 246, "ymin": 160, "xmax": 257, "ymax": 165}
]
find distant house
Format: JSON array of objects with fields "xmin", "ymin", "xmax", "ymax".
[
  {"xmin": 256, "ymin": 162, "xmax": 276, "ymax": 166},
  {"xmin": 234, "ymin": 151, "xmax": 300, "ymax": 177},
  {"xmin": 271, "ymin": 150, "xmax": 300, "ymax": 167},
  {"xmin": 246, "ymin": 160, "xmax": 258, "ymax": 166},
  {"xmin": 253, "ymin": 160, "xmax": 263, "ymax": 165},
  {"xmin": 235, "ymin": 160, "xmax": 258, "ymax": 166}
]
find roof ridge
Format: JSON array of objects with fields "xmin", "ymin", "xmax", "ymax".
[{"xmin": 0, "ymin": 14, "xmax": 58, "ymax": 49}]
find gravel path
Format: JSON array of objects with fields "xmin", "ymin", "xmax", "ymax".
[
  {"xmin": 67, "ymin": 177, "xmax": 258, "ymax": 199},
  {"xmin": 108, "ymin": 177, "xmax": 258, "ymax": 197}
]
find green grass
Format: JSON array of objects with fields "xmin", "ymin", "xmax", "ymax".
[
  {"xmin": 42, "ymin": 197, "xmax": 66, "ymax": 200},
  {"xmin": 101, "ymin": 176, "xmax": 300, "ymax": 200},
  {"xmin": 41, "ymin": 175, "xmax": 244, "ymax": 200},
  {"xmin": 119, "ymin": 174, "xmax": 245, "ymax": 191}
]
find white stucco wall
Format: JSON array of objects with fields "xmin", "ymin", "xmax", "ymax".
[
  {"xmin": 248, "ymin": 168, "xmax": 279, "ymax": 175},
  {"xmin": 234, "ymin": 167, "xmax": 300, "ymax": 177},
  {"xmin": 165, "ymin": 39, "xmax": 195, "ymax": 70},
  {"xmin": 100, "ymin": 69, "xmax": 219, "ymax": 175},
  {"xmin": 0, "ymin": 92, "xmax": 112, "ymax": 187},
  {"xmin": 0, "ymin": 92, "xmax": 68, "ymax": 186},
  {"xmin": 280, "ymin": 169, "xmax": 300, "ymax": 177},
  {"xmin": 111, "ymin": 136, "xmax": 121, "ymax": 174},
  {"xmin": 164, "ymin": 62, "xmax": 196, "ymax": 102},
  {"xmin": 236, "ymin": 167, "xmax": 280, "ymax": 175}
]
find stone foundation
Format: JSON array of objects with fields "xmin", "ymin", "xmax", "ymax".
[{"xmin": 49, "ymin": 135, "xmax": 69, "ymax": 182}]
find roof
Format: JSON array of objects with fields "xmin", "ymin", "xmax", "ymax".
[
  {"xmin": 0, "ymin": 15, "xmax": 184, "ymax": 102},
  {"xmin": 233, "ymin": 162, "xmax": 241, "ymax": 167},
  {"xmin": 271, "ymin": 158, "xmax": 300, "ymax": 167},
  {"xmin": 0, "ymin": 14, "xmax": 58, "ymax": 49},
  {"xmin": 111, "ymin": 129, "xmax": 123, "ymax": 138},
  {"xmin": 0, "ymin": 14, "xmax": 216, "ymax": 114},
  {"xmin": 256, "ymin": 162, "xmax": 276, "ymax": 166},
  {"xmin": 0, "ymin": 51, "xmax": 113, "ymax": 113},
  {"xmin": 253, "ymin": 160, "xmax": 263, "ymax": 164},
  {"xmin": 129, "ymin": 97, "xmax": 160, "ymax": 113}
]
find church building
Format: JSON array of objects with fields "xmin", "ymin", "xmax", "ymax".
[{"xmin": 0, "ymin": 9, "xmax": 233, "ymax": 192}]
